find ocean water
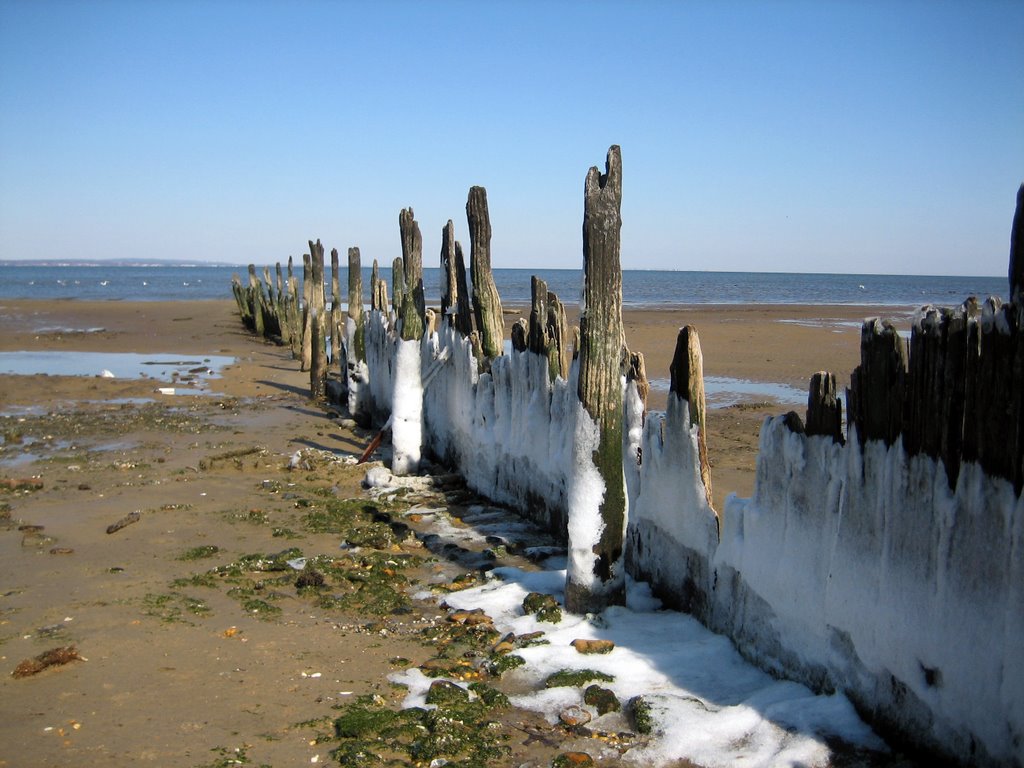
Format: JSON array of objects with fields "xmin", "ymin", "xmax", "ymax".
[{"xmin": 0, "ymin": 262, "xmax": 1009, "ymax": 308}]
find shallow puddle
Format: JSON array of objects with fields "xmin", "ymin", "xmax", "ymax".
[
  {"xmin": 0, "ymin": 351, "xmax": 234, "ymax": 382},
  {"xmin": 649, "ymin": 374, "xmax": 807, "ymax": 408}
]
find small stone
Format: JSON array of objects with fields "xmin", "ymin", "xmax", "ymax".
[
  {"xmin": 448, "ymin": 608, "xmax": 492, "ymax": 626},
  {"xmin": 571, "ymin": 639, "xmax": 615, "ymax": 655},
  {"xmin": 584, "ymin": 684, "xmax": 620, "ymax": 715},
  {"xmin": 558, "ymin": 705, "xmax": 592, "ymax": 728},
  {"xmin": 425, "ymin": 679, "xmax": 470, "ymax": 705},
  {"xmin": 552, "ymin": 753, "xmax": 595, "ymax": 768},
  {"xmin": 522, "ymin": 591, "xmax": 562, "ymax": 623}
]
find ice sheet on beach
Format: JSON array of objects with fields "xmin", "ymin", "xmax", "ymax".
[{"xmin": 396, "ymin": 568, "xmax": 885, "ymax": 767}]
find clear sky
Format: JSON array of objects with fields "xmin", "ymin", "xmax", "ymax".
[{"xmin": 1, "ymin": 0, "xmax": 1021, "ymax": 275}]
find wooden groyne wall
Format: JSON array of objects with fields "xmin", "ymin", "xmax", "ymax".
[{"xmin": 234, "ymin": 155, "xmax": 1023, "ymax": 767}]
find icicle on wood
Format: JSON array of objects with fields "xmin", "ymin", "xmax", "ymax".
[
  {"xmin": 805, "ymin": 371, "xmax": 843, "ymax": 443},
  {"xmin": 467, "ymin": 186, "xmax": 504, "ymax": 359},
  {"xmin": 566, "ymin": 145, "xmax": 627, "ymax": 614},
  {"xmin": 669, "ymin": 325, "xmax": 714, "ymax": 511}
]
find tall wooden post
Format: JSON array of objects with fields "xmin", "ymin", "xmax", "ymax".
[
  {"xmin": 1010, "ymin": 183, "xmax": 1023, "ymax": 304},
  {"xmin": 347, "ymin": 247, "xmax": 364, "ymax": 362},
  {"xmin": 566, "ymin": 145, "xmax": 627, "ymax": 614},
  {"xmin": 670, "ymin": 326, "xmax": 714, "ymax": 510},
  {"xmin": 399, "ymin": 208, "xmax": 425, "ymax": 341},
  {"xmin": 287, "ymin": 256, "xmax": 301, "ymax": 359},
  {"xmin": 467, "ymin": 186, "xmax": 504, "ymax": 360},
  {"xmin": 453, "ymin": 241, "xmax": 474, "ymax": 337},
  {"xmin": 440, "ymin": 220, "xmax": 458, "ymax": 327},
  {"xmin": 308, "ymin": 240, "xmax": 327, "ymax": 400},
  {"xmin": 392, "ymin": 257, "xmax": 405, "ymax": 318},
  {"xmin": 330, "ymin": 248, "xmax": 342, "ymax": 369}
]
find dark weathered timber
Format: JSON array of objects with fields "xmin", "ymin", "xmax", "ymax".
[
  {"xmin": 467, "ymin": 186, "xmax": 504, "ymax": 359},
  {"xmin": 453, "ymin": 241, "xmax": 474, "ymax": 336},
  {"xmin": 308, "ymin": 240, "xmax": 328, "ymax": 400},
  {"xmin": 440, "ymin": 220, "xmax": 458, "ymax": 326},
  {"xmin": 568, "ymin": 145, "xmax": 626, "ymax": 613},
  {"xmin": 398, "ymin": 208, "xmax": 425, "ymax": 341},
  {"xmin": 301, "ymin": 252, "xmax": 313, "ymax": 371},
  {"xmin": 248, "ymin": 265, "xmax": 265, "ymax": 337},
  {"xmin": 330, "ymin": 248, "xmax": 342, "ymax": 368},
  {"xmin": 806, "ymin": 371, "xmax": 843, "ymax": 443},
  {"xmin": 849, "ymin": 319, "xmax": 907, "ymax": 446},
  {"xmin": 625, "ymin": 350, "xmax": 649, "ymax": 416},
  {"xmin": 392, "ymin": 256, "xmax": 405, "ymax": 318},
  {"xmin": 975, "ymin": 301, "xmax": 1021, "ymax": 490},
  {"xmin": 528, "ymin": 276, "xmax": 549, "ymax": 355},
  {"xmin": 510, "ymin": 318, "xmax": 528, "ymax": 352},
  {"xmin": 370, "ymin": 259, "xmax": 381, "ymax": 311},
  {"xmin": 904, "ymin": 308, "xmax": 945, "ymax": 459},
  {"xmin": 231, "ymin": 274, "xmax": 252, "ymax": 330},
  {"xmin": 546, "ymin": 291, "xmax": 571, "ymax": 381},
  {"xmin": 668, "ymin": 325, "xmax": 714, "ymax": 510},
  {"xmin": 1010, "ymin": 183, "xmax": 1024, "ymax": 304},
  {"xmin": 287, "ymin": 256, "xmax": 301, "ymax": 359},
  {"xmin": 939, "ymin": 306, "xmax": 970, "ymax": 488},
  {"xmin": 348, "ymin": 247, "xmax": 365, "ymax": 363}
]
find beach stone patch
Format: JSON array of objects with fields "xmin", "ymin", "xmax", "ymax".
[
  {"xmin": 552, "ymin": 752, "xmax": 595, "ymax": 768},
  {"xmin": 447, "ymin": 607, "xmax": 493, "ymax": 627},
  {"xmin": 523, "ymin": 591, "xmax": 562, "ymax": 623},
  {"xmin": 425, "ymin": 679, "xmax": 471, "ymax": 706},
  {"xmin": 571, "ymin": 638, "xmax": 615, "ymax": 655},
  {"xmin": 558, "ymin": 705, "xmax": 592, "ymax": 728},
  {"xmin": 544, "ymin": 669, "xmax": 615, "ymax": 689},
  {"xmin": 584, "ymin": 684, "xmax": 620, "ymax": 715}
]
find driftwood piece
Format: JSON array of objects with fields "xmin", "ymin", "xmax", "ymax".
[
  {"xmin": 398, "ymin": 208, "xmax": 425, "ymax": 341},
  {"xmin": 806, "ymin": 371, "xmax": 843, "ymax": 443},
  {"xmin": 467, "ymin": 186, "xmax": 504, "ymax": 359},
  {"xmin": 668, "ymin": 325, "xmax": 713, "ymax": 510},
  {"xmin": 567, "ymin": 145, "xmax": 626, "ymax": 613},
  {"xmin": 106, "ymin": 510, "xmax": 140, "ymax": 534},
  {"xmin": 12, "ymin": 646, "xmax": 85, "ymax": 678}
]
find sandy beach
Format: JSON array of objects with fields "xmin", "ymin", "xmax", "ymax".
[{"xmin": 0, "ymin": 298, "xmax": 912, "ymax": 767}]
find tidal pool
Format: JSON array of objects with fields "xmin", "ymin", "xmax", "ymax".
[{"xmin": 0, "ymin": 351, "xmax": 234, "ymax": 382}]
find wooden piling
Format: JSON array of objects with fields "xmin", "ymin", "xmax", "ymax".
[
  {"xmin": 547, "ymin": 292, "xmax": 571, "ymax": 380},
  {"xmin": 453, "ymin": 241, "xmax": 474, "ymax": 337},
  {"xmin": 848, "ymin": 319, "xmax": 907, "ymax": 447},
  {"xmin": 669, "ymin": 325, "xmax": 714, "ymax": 511},
  {"xmin": 440, "ymin": 220, "xmax": 458, "ymax": 327},
  {"xmin": 392, "ymin": 256, "xmax": 405, "ymax": 318},
  {"xmin": 348, "ymin": 247, "xmax": 365, "ymax": 363},
  {"xmin": 1010, "ymin": 183, "xmax": 1024, "ymax": 304},
  {"xmin": 805, "ymin": 371, "xmax": 843, "ymax": 443},
  {"xmin": 398, "ymin": 208, "xmax": 425, "ymax": 341},
  {"xmin": 307, "ymin": 240, "xmax": 328, "ymax": 399},
  {"xmin": 301, "ymin": 252, "xmax": 312, "ymax": 372},
  {"xmin": 467, "ymin": 186, "xmax": 504, "ymax": 360},
  {"xmin": 330, "ymin": 248, "xmax": 342, "ymax": 369},
  {"xmin": 567, "ymin": 145, "xmax": 627, "ymax": 614}
]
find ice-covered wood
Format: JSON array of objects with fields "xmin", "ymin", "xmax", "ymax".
[
  {"xmin": 547, "ymin": 291, "xmax": 571, "ymax": 380},
  {"xmin": 848, "ymin": 319, "xmax": 906, "ymax": 447},
  {"xmin": 528, "ymin": 276, "xmax": 549, "ymax": 355},
  {"xmin": 347, "ymin": 247, "xmax": 364, "ymax": 361},
  {"xmin": 467, "ymin": 186, "xmax": 504, "ymax": 360},
  {"xmin": 453, "ymin": 241, "xmax": 474, "ymax": 337},
  {"xmin": 567, "ymin": 145, "xmax": 627, "ymax": 613},
  {"xmin": 440, "ymin": 220, "xmax": 458, "ymax": 327},
  {"xmin": 669, "ymin": 325, "xmax": 713, "ymax": 510},
  {"xmin": 330, "ymin": 248, "xmax": 342, "ymax": 369}
]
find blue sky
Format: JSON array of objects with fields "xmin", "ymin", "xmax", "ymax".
[{"xmin": 0, "ymin": 1, "xmax": 1021, "ymax": 275}]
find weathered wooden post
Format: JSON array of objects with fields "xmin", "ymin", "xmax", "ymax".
[
  {"xmin": 566, "ymin": 145, "xmax": 627, "ymax": 613},
  {"xmin": 848, "ymin": 319, "xmax": 907, "ymax": 447},
  {"xmin": 440, "ymin": 220, "xmax": 459, "ymax": 327},
  {"xmin": 301, "ymin": 252, "xmax": 313, "ymax": 372},
  {"xmin": 547, "ymin": 291, "xmax": 571, "ymax": 380},
  {"xmin": 331, "ymin": 248, "xmax": 342, "ymax": 370},
  {"xmin": 528, "ymin": 276, "xmax": 549, "ymax": 355},
  {"xmin": 1010, "ymin": 183, "xmax": 1023, "ymax": 304},
  {"xmin": 346, "ymin": 247, "xmax": 369, "ymax": 421},
  {"xmin": 467, "ymin": 186, "xmax": 504, "ymax": 361},
  {"xmin": 453, "ymin": 241, "xmax": 474, "ymax": 337},
  {"xmin": 287, "ymin": 256, "xmax": 301, "ymax": 359},
  {"xmin": 805, "ymin": 371, "xmax": 844, "ymax": 443},
  {"xmin": 308, "ymin": 240, "xmax": 328, "ymax": 401},
  {"xmin": 392, "ymin": 209, "xmax": 425, "ymax": 474},
  {"xmin": 669, "ymin": 326, "xmax": 714, "ymax": 511},
  {"xmin": 392, "ymin": 257, "xmax": 405, "ymax": 318},
  {"xmin": 247, "ymin": 265, "xmax": 265, "ymax": 338}
]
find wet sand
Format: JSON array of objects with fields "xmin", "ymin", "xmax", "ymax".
[{"xmin": 0, "ymin": 298, "xmax": 912, "ymax": 766}]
